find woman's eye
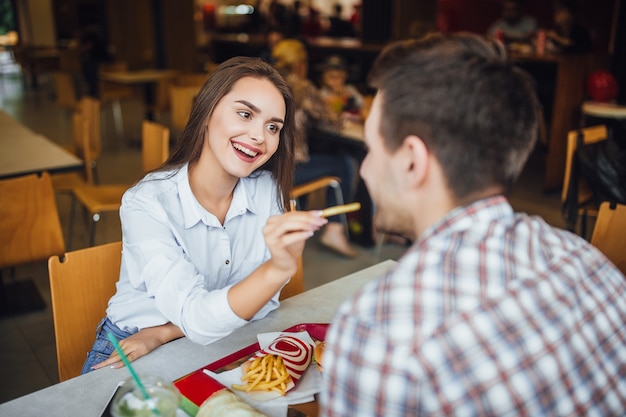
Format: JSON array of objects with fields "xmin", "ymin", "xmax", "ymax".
[
  {"xmin": 266, "ymin": 124, "xmax": 280, "ymax": 134},
  {"xmin": 237, "ymin": 111, "xmax": 251, "ymax": 119}
]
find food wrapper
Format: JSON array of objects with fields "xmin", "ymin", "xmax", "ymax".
[{"xmin": 243, "ymin": 333, "xmax": 315, "ymax": 390}]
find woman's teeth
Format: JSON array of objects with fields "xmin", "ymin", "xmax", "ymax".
[{"xmin": 232, "ymin": 143, "xmax": 258, "ymax": 158}]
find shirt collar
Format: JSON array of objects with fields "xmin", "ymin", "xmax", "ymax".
[
  {"xmin": 177, "ymin": 163, "xmax": 258, "ymax": 228},
  {"xmin": 418, "ymin": 195, "xmax": 512, "ymax": 244}
]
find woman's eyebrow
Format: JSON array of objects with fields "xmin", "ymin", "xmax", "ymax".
[{"xmin": 235, "ymin": 100, "xmax": 284, "ymax": 124}]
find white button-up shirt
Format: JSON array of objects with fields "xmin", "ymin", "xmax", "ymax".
[{"xmin": 107, "ymin": 164, "xmax": 282, "ymax": 345}]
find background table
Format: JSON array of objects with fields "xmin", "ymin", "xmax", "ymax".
[
  {"xmin": 99, "ymin": 69, "xmax": 178, "ymax": 121},
  {"xmin": 0, "ymin": 110, "xmax": 83, "ymax": 179},
  {"xmin": 0, "ymin": 260, "xmax": 396, "ymax": 417}
]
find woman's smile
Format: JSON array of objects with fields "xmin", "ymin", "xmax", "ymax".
[{"xmin": 231, "ymin": 140, "xmax": 262, "ymax": 162}]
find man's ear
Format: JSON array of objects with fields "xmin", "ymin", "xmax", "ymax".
[{"xmin": 400, "ymin": 135, "xmax": 429, "ymax": 188}]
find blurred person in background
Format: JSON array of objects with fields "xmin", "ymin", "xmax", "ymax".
[
  {"xmin": 487, "ymin": 0, "xmax": 537, "ymax": 46},
  {"xmin": 546, "ymin": 1, "xmax": 592, "ymax": 53},
  {"xmin": 273, "ymin": 39, "xmax": 359, "ymax": 257},
  {"xmin": 318, "ymin": 55, "xmax": 364, "ymax": 119}
]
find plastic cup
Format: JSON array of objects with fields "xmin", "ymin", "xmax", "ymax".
[{"xmin": 110, "ymin": 375, "xmax": 180, "ymax": 417}]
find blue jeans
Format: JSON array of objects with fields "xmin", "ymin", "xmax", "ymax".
[
  {"xmin": 81, "ymin": 317, "xmax": 134, "ymax": 374},
  {"xmin": 294, "ymin": 153, "xmax": 356, "ymax": 223}
]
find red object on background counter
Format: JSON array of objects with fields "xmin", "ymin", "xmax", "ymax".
[{"xmin": 587, "ymin": 70, "xmax": 619, "ymax": 102}]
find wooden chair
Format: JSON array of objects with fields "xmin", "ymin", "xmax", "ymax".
[
  {"xmin": 60, "ymin": 97, "xmax": 102, "ymax": 183},
  {"xmin": 70, "ymin": 120, "xmax": 170, "ymax": 247},
  {"xmin": 561, "ymin": 125, "xmax": 608, "ymax": 237},
  {"xmin": 52, "ymin": 112, "xmax": 93, "ymax": 195},
  {"xmin": 0, "ymin": 172, "xmax": 65, "ymax": 314},
  {"xmin": 53, "ymin": 71, "xmax": 78, "ymax": 113},
  {"xmin": 590, "ymin": 202, "xmax": 626, "ymax": 275},
  {"xmin": 48, "ymin": 241, "xmax": 122, "ymax": 381},
  {"xmin": 169, "ymin": 84, "xmax": 200, "ymax": 134},
  {"xmin": 141, "ymin": 120, "xmax": 170, "ymax": 173}
]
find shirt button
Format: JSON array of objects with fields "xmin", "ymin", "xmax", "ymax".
[{"xmin": 225, "ymin": 259, "xmax": 230, "ymax": 265}]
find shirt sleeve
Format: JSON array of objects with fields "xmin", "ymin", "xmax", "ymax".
[{"xmin": 120, "ymin": 189, "xmax": 249, "ymax": 345}]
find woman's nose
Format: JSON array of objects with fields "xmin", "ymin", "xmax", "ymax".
[{"xmin": 249, "ymin": 122, "xmax": 265, "ymax": 143}]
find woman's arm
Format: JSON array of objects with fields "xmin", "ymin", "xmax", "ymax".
[{"xmin": 228, "ymin": 210, "xmax": 327, "ymax": 319}]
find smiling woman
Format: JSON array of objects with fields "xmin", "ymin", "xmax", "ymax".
[{"xmin": 81, "ymin": 56, "xmax": 330, "ymax": 374}]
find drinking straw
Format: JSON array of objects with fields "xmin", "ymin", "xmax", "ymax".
[{"xmin": 107, "ymin": 332, "xmax": 161, "ymax": 416}]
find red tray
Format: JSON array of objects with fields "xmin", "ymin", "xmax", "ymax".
[{"xmin": 174, "ymin": 323, "xmax": 329, "ymax": 414}]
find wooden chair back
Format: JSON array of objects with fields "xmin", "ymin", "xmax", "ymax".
[
  {"xmin": 78, "ymin": 96, "xmax": 102, "ymax": 160},
  {"xmin": 51, "ymin": 113, "xmax": 93, "ymax": 194},
  {"xmin": 53, "ymin": 71, "xmax": 78, "ymax": 111},
  {"xmin": 0, "ymin": 172, "xmax": 65, "ymax": 269},
  {"xmin": 561, "ymin": 125, "xmax": 608, "ymax": 236},
  {"xmin": 142, "ymin": 120, "xmax": 170, "ymax": 173},
  {"xmin": 72, "ymin": 112, "xmax": 95, "ymax": 184},
  {"xmin": 591, "ymin": 202, "xmax": 626, "ymax": 275},
  {"xmin": 561, "ymin": 125, "xmax": 608, "ymax": 204},
  {"xmin": 48, "ymin": 241, "xmax": 122, "ymax": 381},
  {"xmin": 169, "ymin": 84, "xmax": 200, "ymax": 133}
]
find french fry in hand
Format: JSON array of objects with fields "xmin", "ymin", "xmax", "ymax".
[{"xmin": 320, "ymin": 202, "xmax": 361, "ymax": 218}]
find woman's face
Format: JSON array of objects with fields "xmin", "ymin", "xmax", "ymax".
[{"xmin": 205, "ymin": 76, "xmax": 286, "ymax": 179}]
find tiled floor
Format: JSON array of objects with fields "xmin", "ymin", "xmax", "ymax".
[{"xmin": 0, "ymin": 70, "xmax": 565, "ymax": 405}]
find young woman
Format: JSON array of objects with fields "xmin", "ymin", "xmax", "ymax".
[{"xmin": 83, "ymin": 56, "xmax": 328, "ymax": 373}]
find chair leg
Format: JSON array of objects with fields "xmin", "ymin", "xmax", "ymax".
[
  {"xmin": 328, "ymin": 180, "xmax": 350, "ymax": 239},
  {"xmin": 68, "ymin": 196, "xmax": 78, "ymax": 250},
  {"xmin": 111, "ymin": 100, "xmax": 124, "ymax": 139},
  {"xmin": 90, "ymin": 160, "xmax": 100, "ymax": 185},
  {"xmin": 581, "ymin": 210, "xmax": 588, "ymax": 240},
  {"xmin": 374, "ymin": 232, "xmax": 386, "ymax": 261},
  {"xmin": 89, "ymin": 213, "xmax": 101, "ymax": 246}
]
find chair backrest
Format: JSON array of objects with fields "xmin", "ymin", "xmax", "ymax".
[
  {"xmin": 279, "ymin": 256, "xmax": 304, "ymax": 300},
  {"xmin": 591, "ymin": 202, "xmax": 626, "ymax": 275},
  {"xmin": 53, "ymin": 71, "xmax": 78, "ymax": 111},
  {"xmin": 169, "ymin": 84, "xmax": 200, "ymax": 132},
  {"xmin": 561, "ymin": 125, "xmax": 608, "ymax": 203},
  {"xmin": 72, "ymin": 112, "xmax": 95, "ymax": 185},
  {"xmin": 0, "ymin": 172, "xmax": 66, "ymax": 269},
  {"xmin": 78, "ymin": 96, "xmax": 102, "ymax": 160},
  {"xmin": 48, "ymin": 241, "xmax": 122, "ymax": 381},
  {"xmin": 142, "ymin": 120, "xmax": 170, "ymax": 173}
]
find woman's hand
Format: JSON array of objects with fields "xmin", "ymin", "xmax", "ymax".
[
  {"xmin": 227, "ymin": 210, "xmax": 327, "ymax": 320},
  {"xmin": 263, "ymin": 210, "xmax": 327, "ymax": 277},
  {"xmin": 92, "ymin": 323, "xmax": 183, "ymax": 370}
]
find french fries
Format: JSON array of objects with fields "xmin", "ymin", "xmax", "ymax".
[
  {"xmin": 320, "ymin": 202, "xmax": 361, "ymax": 218},
  {"xmin": 232, "ymin": 354, "xmax": 291, "ymax": 396}
]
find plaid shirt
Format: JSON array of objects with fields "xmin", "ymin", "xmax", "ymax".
[{"xmin": 320, "ymin": 196, "xmax": 626, "ymax": 416}]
